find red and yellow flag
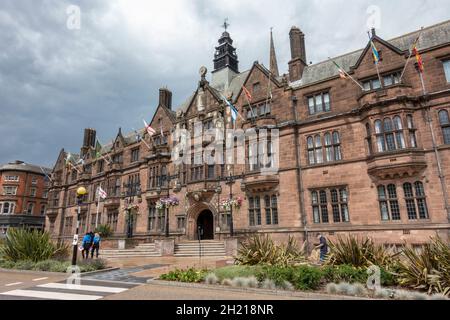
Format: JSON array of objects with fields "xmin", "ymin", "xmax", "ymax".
[{"xmin": 412, "ymin": 43, "xmax": 424, "ymax": 73}]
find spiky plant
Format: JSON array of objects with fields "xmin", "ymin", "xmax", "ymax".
[
  {"xmin": 246, "ymin": 276, "xmax": 259, "ymax": 288},
  {"xmin": 326, "ymin": 283, "xmax": 338, "ymax": 295},
  {"xmin": 235, "ymin": 235, "xmax": 305, "ymax": 267},
  {"xmin": 221, "ymin": 279, "xmax": 233, "ymax": 286},
  {"xmin": 326, "ymin": 235, "xmax": 399, "ymax": 270},
  {"xmin": 261, "ymin": 279, "xmax": 276, "ymax": 290},
  {"xmin": 0, "ymin": 228, "xmax": 68, "ymax": 262},
  {"xmin": 205, "ymin": 273, "xmax": 219, "ymax": 285},
  {"xmin": 397, "ymin": 236, "xmax": 450, "ymax": 296},
  {"xmin": 336, "ymin": 282, "xmax": 352, "ymax": 295},
  {"xmin": 231, "ymin": 277, "xmax": 248, "ymax": 288},
  {"xmin": 353, "ymin": 283, "xmax": 368, "ymax": 297}
]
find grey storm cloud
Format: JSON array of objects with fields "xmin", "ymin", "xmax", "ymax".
[{"xmin": 0, "ymin": 0, "xmax": 449, "ymax": 167}]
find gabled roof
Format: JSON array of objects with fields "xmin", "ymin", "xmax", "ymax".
[{"xmin": 290, "ymin": 19, "xmax": 450, "ymax": 88}]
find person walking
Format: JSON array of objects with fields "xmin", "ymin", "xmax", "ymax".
[
  {"xmin": 315, "ymin": 233, "xmax": 328, "ymax": 263},
  {"xmin": 81, "ymin": 232, "xmax": 93, "ymax": 259},
  {"xmin": 91, "ymin": 232, "xmax": 101, "ymax": 258}
]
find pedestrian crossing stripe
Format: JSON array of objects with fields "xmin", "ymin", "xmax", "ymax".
[
  {"xmin": 0, "ymin": 289, "xmax": 102, "ymax": 300},
  {"xmin": 37, "ymin": 283, "xmax": 128, "ymax": 293},
  {"xmin": 0, "ymin": 280, "xmax": 134, "ymax": 300}
]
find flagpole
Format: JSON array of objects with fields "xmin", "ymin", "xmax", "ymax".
[
  {"xmin": 368, "ymin": 32, "xmax": 383, "ymax": 88},
  {"xmin": 399, "ymin": 28, "xmax": 423, "ymax": 83},
  {"xmin": 95, "ymin": 191, "xmax": 100, "ymax": 228},
  {"xmin": 243, "ymin": 93, "xmax": 256, "ymax": 122},
  {"xmin": 328, "ymin": 58, "xmax": 364, "ymax": 90},
  {"xmin": 419, "ymin": 71, "xmax": 427, "ymax": 95}
]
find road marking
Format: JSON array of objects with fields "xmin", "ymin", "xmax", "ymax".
[
  {"xmin": 0, "ymin": 289, "xmax": 102, "ymax": 300},
  {"xmin": 5, "ymin": 282, "xmax": 23, "ymax": 287},
  {"xmin": 32, "ymin": 277, "xmax": 48, "ymax": 282},
  {"xmin": 37, "ymin": 283, "xmax": 128, "ymax": 293}
]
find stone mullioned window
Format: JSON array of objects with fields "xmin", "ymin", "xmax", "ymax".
[{"xmin": 311, "ymin": 187, "xmax": 349, "ymax": 224}]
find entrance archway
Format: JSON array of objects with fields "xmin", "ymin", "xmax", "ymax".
[{"xmin": 196, "ymin": 210, "xmax": 214, "ymax": 240}]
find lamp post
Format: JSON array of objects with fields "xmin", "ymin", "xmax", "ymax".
[
  {"xmin": 123, "ymin": 182, "xmax": 141, "ymax": 239},
  {"xmin": 157, "ymin": 173, "xmax": 179, "ymax": 238},
  {"xmin": 223, "ymin": 171, "xmax": 244, "ymax": 237},
  {"xmin": 71, "ymin": 186, "xmax": 87, "ymax": 266}
]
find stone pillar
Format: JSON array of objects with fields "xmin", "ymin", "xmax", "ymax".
[
  {"xmin": 224, "ymin": 238, "xmax": 238, "ymax": 256},
  {"xmin": 118, "ymin": 239, "xmax": 126, "ymax": 250},
  {"xmin": 155, "ymin": 239, "xmax": 175, "ymax": 256}
]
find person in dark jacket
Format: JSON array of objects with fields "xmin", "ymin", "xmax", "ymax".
[
  {"xmin": 315, "ymin": 233, "xmax": 328, "ymax": 263},
  {"xmin": 91, "ymin": 233, "xmax": 101, "ymax": 258},
  {"xmin": 81, "ymin": 232, "xmax": 92, "ymax": 259}
]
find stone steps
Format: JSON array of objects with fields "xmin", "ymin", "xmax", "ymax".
[
  {"xmin": 101, "ymin": 243, "xmax": 159, "ymax": 259},
  {"xmin": 174, "ymin": 240, "xmax": 227, "ymax": 257}
]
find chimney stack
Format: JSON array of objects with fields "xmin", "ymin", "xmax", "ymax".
[
  {"xmin": 81, "ymin": 128, "xmax": 96, "ymax": 157},
  {"xmin": 288, "ymin": 26, "xmax": 307, "ymax": 82},
  {"xmin": 159, "ymin": 88, "xmax": 172, "ymax": 109}
]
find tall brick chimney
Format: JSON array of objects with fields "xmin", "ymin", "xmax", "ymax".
[
  {"xmin": 159, "ymin": 88, "xmax": 172, "ymax": 109},
  {"xmin": 288, "ymin": 26, "xmax": 307, "ymax": 82},
  {"xmin": 81, "ymin": 128, "xmax": 96, "ymax": 157}
]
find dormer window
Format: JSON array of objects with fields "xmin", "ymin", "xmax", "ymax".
[{"xmin": 362, "ymin": 72, "xmax": 400, "ymax": 91}]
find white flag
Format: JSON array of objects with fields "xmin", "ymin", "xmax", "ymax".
[{"xmin": 97, "ymin": 186, "xmax": 107, "ymax": 199}]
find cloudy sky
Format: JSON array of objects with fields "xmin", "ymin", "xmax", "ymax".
[{"xmin": 1, "ymin": 0, "xmax": 449, "ymax": 168}]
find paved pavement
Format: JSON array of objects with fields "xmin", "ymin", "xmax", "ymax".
[{"xmin": 83, "ymin": 264, "xmax": 167, "ymax": 283}]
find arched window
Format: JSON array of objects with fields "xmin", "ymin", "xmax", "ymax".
[
  {"xmin": 378, "ymin": 184, "xmax": 400, "ymax": 221},
  {"xmin": 375, "ymin": 120, "xmax": 385, "ymax": 152},
  {"xmin": 332, "ymin": 132, "xmax": 342, "ymax": 160},
  {"xmin": 307, "ymin": 136, "xmax": 315, "ymax": 164},
  {"xmin": 438, "ymin": 110, "xmax": 450, "ymax": 144},
  {"xmin": 315, "ymin": 135, "xmax": 323, "ymax": 164},
  {"xmin": 319, "ymin": 190, "xmax": 329, "ymax": 223},
  {"xmin": 324, "ymin": 133, "xmax": 332, "ymax": 162},
  {"xmin": 406, "ymin": 115, "xmax": 417, "ymax": 148},
  {"xmin": 311, "ymin": 191, "xmax": 320, "ymax": 223},
  {"xmin": 414, "ymin": 182, "xmax": 429, "ymax": 219},
  {"xmin": 393, "ymin": 116, "xmax": 406, "ymax": 149},
  {"xmin": 366, "ymin": 123, "xmax": 373, "ymax": 155}
]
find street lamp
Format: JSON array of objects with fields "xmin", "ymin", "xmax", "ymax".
[
  {"xmin": 157, "ymin": 173, "xmax": 178, "ymax": 238},
  {"xmin": 72, "ymin": 186, "xmax": 87, "ymax": 266},
  {"xmin": 123, "ymin": 182, "xmax": 141, "ymax": 239}
]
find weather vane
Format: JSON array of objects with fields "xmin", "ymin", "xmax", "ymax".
[{"xmin": 222, "ymin": 18, "xmax": 229, "ymax": 31}]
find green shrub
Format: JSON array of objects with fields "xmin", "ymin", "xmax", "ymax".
[
  {"xmin": 78, "ymin": 259, "xmax": 108, "ymax": 272},
  {"xmin": 235, "ymin": 235, "xmax": 305, "ymax": 267},
  {"xmin": 0, "ymin": 260, "xmax": 16, "ymax": 269},
  {"xmin": 291, "ymin": 265, "xmax": 323, "ymax": 290},
  {"xmin": 322, "ymin": 265, "xmax": 367, "ymax": 283},
  {"xmin": 14, "ymin": 260, "xmax": 36, "ymax": 270},
  {"xmin": 94, "ymin": 225, "xmax": 113, "ymax": 238},
  {"xmin": 256, "ymin": 266, "xmax": 296, "ymax": 286},
  {"xmin": 159, "ymin": 268, "xmax": 208, "ymax": 283},
  {"xmin": 33, "ymin": 260, "xmax": 55, "ymax": 272},
  {"xmin": 213, "ymin": 265, "xmax": 261, "ymax": 281},
  {"xmin": 0, "ymin": 228, "xmax": 69, "ymax": 262}
]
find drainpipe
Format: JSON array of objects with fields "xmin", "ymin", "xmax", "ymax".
[
  {"xmin": 424, "ymin": 101, "xmax": 450, "ymax": 222},
  {"xmin": 291, "ymin": 95, "xmax": 309, "ymax": 251}
]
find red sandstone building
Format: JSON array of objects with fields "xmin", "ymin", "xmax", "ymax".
[
  {"xmin": 0, "ymin": 161, "xmax": 51, "ymax": 234},
  {"xmin": 47, "ymin": 20, "xmax": 450, "ymax": 248}
]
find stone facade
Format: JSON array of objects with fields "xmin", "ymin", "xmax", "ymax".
[{"xmin": 46, "ymin": 20, "xmax": 450, "ymax": 248}]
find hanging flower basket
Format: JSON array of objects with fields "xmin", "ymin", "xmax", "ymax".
[
  {"xmin": 220, "ymin": 197, "xmax": 243, "ymax": 211},
  {"xmin": 156, "ymin": 195, "xmax": 180, "ymax": 211}
]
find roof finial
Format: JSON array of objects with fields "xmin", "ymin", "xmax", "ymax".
[{"xmin": 222, "ymin": 18, "xmax": 229, "ymax": 31}]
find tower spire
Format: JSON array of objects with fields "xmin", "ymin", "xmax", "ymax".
[{"xmin": 269, "ymin": 28, "xmax": 279, "ymax": 77}]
